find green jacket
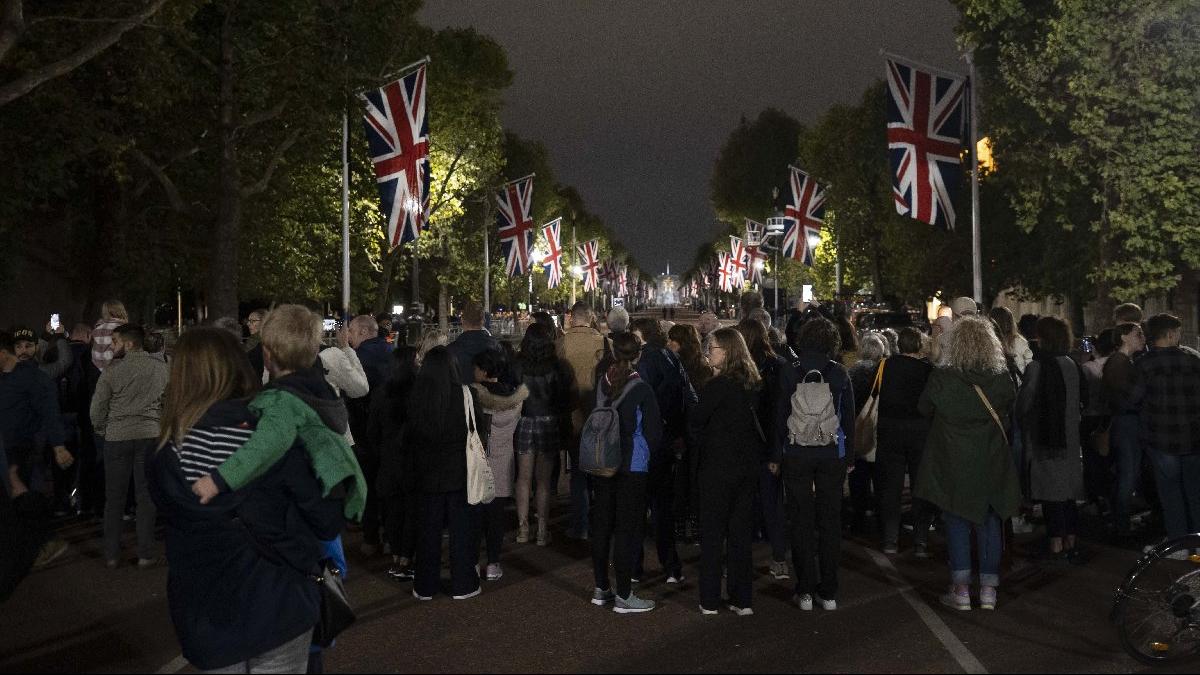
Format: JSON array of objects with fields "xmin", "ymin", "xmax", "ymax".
[
  {"xmin": 914, "ymin": 367, "xmax": 1021, "ymax": 525},
  {"xmin": 215, "ymin": 388, "xmax": 366, "ymax": 521}
]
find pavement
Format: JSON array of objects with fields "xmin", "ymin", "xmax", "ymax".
[{"xmin": 0, "ymin": 498, "xmax": 1195, "ymax": 674}]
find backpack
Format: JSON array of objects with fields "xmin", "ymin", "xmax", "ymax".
[
  {"xmin": 579, "ymin": 379, "xmax": 641, "ymax": 478},
  {"xmin": 786, "ymin": 368, "xmax": 842, "ymax": 447}
]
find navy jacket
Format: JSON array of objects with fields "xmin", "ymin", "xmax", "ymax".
[
  {"xmin": 599, "ymin": 374, "xmax": 663, "ymax": 474},
  {"xmin": 447, "ymin": 330, "xmax": 501, "ymax": 384},
  {"xmin": 636, "ymin": 343, "xmax": 698, "ymax": 447},
  {"xmin": 148, "ymin": 400, "xmax": 344, "ymax": 671},
  {"xmin": 354, "ymin": 336, "xmax": 394, "ymax": 393},
  {"xmin": 773, "ymin": 349, "xmax": 856, "ymax": 464},
  {"xmin": 0, "ymin": 360, "xmax": 64, "ymax": 449}
]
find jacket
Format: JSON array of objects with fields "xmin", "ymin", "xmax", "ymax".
[
  {"xmin": 601, "ymin": 374, "xmax": 663, "ymax": 474},
  {"xmin": 408, "ymin": 387, "xmax": 485, "ymax": 493},
  {"xmin": 317, "ymin": 346, "xmax": 368, "ymax": 446},
  {"xmin": 212, "ymin": 368, "xmax": 367, "ymax": 521},
  {"xmin": 90, "ymin": 319, "xmax": 121, "ymax": 372},
  {"xmin": 90, "ymin": 350, "xmax": 170, "ymax": 441},
  {"xmin": 471, "ymin": 381, "xmax": 529, "ymax": 499},
  {"xmin": 147, "ymin": 399, "xmax": 344, "ymax": 671},
  {"xmin": 1016, "ymin": 356, "xmax": 1086, "ymax": 502},
  {"xmin": 914, "ymin": 367, "xmax": 1021, "ymax": 524},
  {"xmin": 354, "ymin": 336, "xmax": 393, "ymax": 392},
  {"xmin": 1103, "ymin": 351, "xmax": 1138, "ymax": 414},
  {"xmin": 636, "ymin": 343, "xmax": 698, "ymax": 445},
  {"xmin": 368, "ymin": 375, "xmax": 414, "ymax": 498},
  {"xmin": 514, "ymin": 359, "xmax": 575, "ymax": 419},
  {"xmin": 447, "ymin": 329, "xmax": 501, "ymax": 384},
  {"xmin": 688, "ymin": 375, "xmax": 767, "ymax": 483},
  {"xmin": 1134, "ymin": 346, "xmax": 1200, "ymax": 455},
  {"xmin": 37, "ymin": 334, "xmax": 73, "ymax": 381},
  {"xmin": 773, "ymin": 350, "xmax": 856, "ymax": 464},
  {"xmin": 0, "ymin": 360, "xmax": 64, "ymax": 449},
  {"xmin": 878, "ymin": 355, "xmax": 933, "ymax": 423},
  {"xmin": 562, "ymin": 326, "xmax": 608, "ymax": 404}
]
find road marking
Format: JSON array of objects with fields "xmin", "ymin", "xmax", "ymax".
[
  {"xmin": 859, "ymin": 545, "xmax": 989, "ymax": 674},
  {"xmin": 155, "ymin": 654, "xmax": 187, "ymax": 674}
]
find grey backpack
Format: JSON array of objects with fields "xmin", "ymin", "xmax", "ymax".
[
  {"xmin": 579, "ymin": 380, "xmax": 640, "ymax": 477},
  {"xmin": 786, "ymin": 369, "xmax": 841, "ymax": 446}
]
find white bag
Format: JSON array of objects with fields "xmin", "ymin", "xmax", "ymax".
[{"xmin": 463, "ymin": 386, "xmax": 496, "ymax": 505}]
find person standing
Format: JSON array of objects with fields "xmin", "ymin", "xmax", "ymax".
[
  {"xmin": 916, "ymin": 316, "xmax": 1021, "ymax": 611},
  {"xmin": 90, "ymin": 300, "xmax": 128, "ymax": 373},
  {"xmin": 1103, "ymin": 322, "xmax": 1146, "ymax": 537},
  {"xmin": 90, "ymin": 324, "xmax": 170, "ymax": 568},
  {"xmin": 774, "ymin": 317, "xmax": 856, "ymax": 611},
  {"xmin": 689, "ymin": 328, "xmax": 765, "ymax": 615},
  {"xmin": 989, "ymin": 306, "xmax": 1034, "ymax": 375},
  {"xmin": 245, "ymin": 309, "xmax": 266, "ymax": 376},
  {"xmin": 470, "ymin": 349, "xmax": 527, "ymax": 580},
  {"xmin": 346, "ymin": 314, "xmax": 390, "ymax": 558},
  {"xmin": 368, "ymin": 346, "xmax": 420, "ymax": 581},
  {"xmin": 561, "ymin": 302, "xmax": 608, "ymax": 540},
  {"xmin": 589, "ymin": 332, "xmax": 662, "ymax": 614},
  {"xmin": 1016, "ymin": 317, "xmax": 1087, "ymax": 564},
  {"xmin": 448, "ymin": 301, "xmax": 501, "ymax": 382},
  {"xmin": 1134, "ymin": 314, "xmax": 1200, "ymax": 552},
  {"xmin": 848, "ymin": 333, "xmax": 889, "ymax": 533},
  {"xmin": 876, "ymin": 327, "xmax": 935, "ymax": 556}
]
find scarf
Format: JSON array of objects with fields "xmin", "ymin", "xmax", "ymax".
[{"xmin": 1033, "ymin": 353, "xmax": 1069, "ymax": 459}]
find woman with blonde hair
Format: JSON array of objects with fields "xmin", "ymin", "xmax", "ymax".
[
  {"xmin": 688, "ymin": 328, "xmax": 765, "ymax": 615},
  {"xmin": 988, "ymin": 306, "xmax": 1033, "ymax": 374},
  {"xmin": 147, "ymin": 327, "xmax": 344, "ymax": 672},
  {"xmin": 91, "ymin": 299, "xmax": 129, "ymax": 371},
  {"xmin": 915, "ymin": 316, "xmax": 1021, "ymax": 611}
]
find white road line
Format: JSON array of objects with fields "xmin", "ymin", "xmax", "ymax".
[
  {"xmin": 860, "ymin": 545, "xmax": 989, "ymax": 674},
  {"xmin": 155, "ymin": 654, "xmax": 188, "ymax": 674}
]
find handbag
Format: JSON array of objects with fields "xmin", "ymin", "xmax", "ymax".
[
  {"xmin": 853, "ymin": 359, "xmax": 885, "ymax": 462},
  {"xmin": 463, "ymin": 386, "xmax": 497, "ymax": 506},
  {"xmin": 973, "ymin": 384, "xmax": 1009, "ymax": 445}
]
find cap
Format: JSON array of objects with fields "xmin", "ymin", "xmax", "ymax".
[
  {"xmin": 950, "ymin": 297, "xmax": 978, "ymax": 317},
  {"xmin": 12, "ymin": 327, "xmax": 36, "ymax": 343}
]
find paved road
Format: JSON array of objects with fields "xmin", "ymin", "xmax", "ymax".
[{"xmin": 0, "ymin": 498, "xmax": 1192, "ymax": 674}]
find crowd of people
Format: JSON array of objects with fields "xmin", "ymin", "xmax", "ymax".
[{"xmin": 2, "ymin": 291, "xmax": 1200, "ymax": 671}]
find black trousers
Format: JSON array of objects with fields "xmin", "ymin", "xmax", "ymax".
[
  {"xmin": 876, "ymin": 422, "xmax": 932, "ymax": 547},
  {"xmin": 698, "ymin": 471, "xmax": 756, "ymax": 610},
  {"xmin": 634, "ymin": 457, "xmax": 682, "ymax": 578},
  {"xmin": 383, "ymin": 488, "xmax": 418, "ymax": 561},
  {"xmin": 355, "ymin": 445, "xmax": 381, "ymax": 546},
  {"xmin": 483, "ymin": 497, "xmax": 509, "ymax": 564},
  {"xmin": 1044, "ymin": 499, "xmax": 1079, "ymax": 539},
  {"xmin": 591, "ymin": 473, "xmax": 648, "ymax": 599},
  {"xmin": 783, "ymin": 454, "xmax": 846, "ymax": 599},
  {"xmin": 415, "ymin": 490, "xmax": 480, "ymax": 598}
]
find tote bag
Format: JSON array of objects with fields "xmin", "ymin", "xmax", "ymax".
[
  {"xmin": 853, "ymin": 360, "xmax": 885, "ymax": 462},
  {"xmin": 464, "ymin": 386, "xmax": 496, "ymax": 505}
]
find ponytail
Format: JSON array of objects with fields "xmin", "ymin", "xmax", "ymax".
[{"xmin": 605, "ymin": 332, "xmax": 642, "ymax": 402}]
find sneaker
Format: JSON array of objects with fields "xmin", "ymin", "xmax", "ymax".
[
  {"xmin": 412, "ymin": 589, "xmax": 433, "ymax": 601},
  {"xmin": 794, "ymin": 593, "xmax": 814, "ymax": 611},
  {"xmin": 614, "ymin": 592, "xmax": 655, "ymax": 614},
  {"xmin": 769, "ymin": 560, "xmax": 790, "ymax": 580},
  {"xmin": 33, "ymin": 540, "xmax": 69, "ymax": 569},
  {"xmin": 666, "ymin": 573, "xmax": 686, "ymax": 584},
  {"xmin": 979, "ymin": 586, "xmax": 997, "ymax": 610},
  {"xmin": 591, "ymin": 587, "xmax": 616, "ymax": 606},
  {"xmin": 136, "ymin": 556, "xmax": 165, "ymax": 569},
  {"xmin": 387, "ymin": 565, "xmax": 414, "ymax": 581},
  {"xmin": 699, "ymin": 605, "xmax": 719, "ymax": 615},
  {"xmin": 817, "ymin": 595, "xmax": 837, "ymax": 610},
  {"xmin": 516, "ymin": 522, "xmax": 530, "ymax": 544},
  {"xmin": 728, "ymin": 604, "xmax": 754, "ymax": 616},
  {"xmin": 537, "ymin": 529, "xmax": 551, "ymax": 547},
  {"xmin": 940, "ymin": 587, "xmax": 971, "ymax": 611},
  {"xmin": 630, "ymin": 576, "xmax": 641, "ymax": 584},
  {"xmin": 913, "ymin": 543, "xmax": 931, "ymax": 559},
  {"xmin": 1011, "ymin": 515, "xmax": 1035, "ymax": 534},
  {"xmin": 486, "ymin": 563, "xmax": 503, "ymax": 581},
  {"xmin": 452, "ymin": 587, "xmax": 481, "ymax": 600},
  {"xmin": 882, "ymin": 542, "xmax": 899, "ymax": 555}
]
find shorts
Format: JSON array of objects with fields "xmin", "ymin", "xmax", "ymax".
[{"xmin": 516, "ymin": 416, "xmax": 560, "ymax": 455}]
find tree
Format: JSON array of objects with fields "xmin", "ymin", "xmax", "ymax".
[{"xmin": 709, "ymin": 108, "xmax": 804, "ymax": 226}]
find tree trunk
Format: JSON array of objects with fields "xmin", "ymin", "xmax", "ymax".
[
  {"xmin": 374, "ymin": 245, "xmax": 399, "ymax": 314},
  {"xmin": 438, "ymin": 281, "xmax": 449, "ymax": 335},
  {"xmin": 206, "ymin": 5, "xmax": 241, "ymax": 320}
]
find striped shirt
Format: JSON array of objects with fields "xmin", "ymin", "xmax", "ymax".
[
  {"xmin": 173, "ymin": 424, "xmax": 256, "ymax": 483},
  {"xmin": 91, "ymin": 319, "xmax": 123, "ymax": 372}
]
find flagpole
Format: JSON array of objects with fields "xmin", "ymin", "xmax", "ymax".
[
  {"xmin": 356, "ymin": 55, "xmax": 431, "ymax": 97},
  {"xmin": 341, "ymin": 110, "xmax": 351, "ymax": 318},
  {"xmin": 570, "ymin": 226, "xmax": 577, "ymax": 306},
  {"xmin": 968, "ymin": 50, "xmax": 983, "ymax": 304},
  {"xmin": 483, "ymin": 211, "xmax": 491, "ymax": 314}
]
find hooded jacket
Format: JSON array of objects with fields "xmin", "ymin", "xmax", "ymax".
[
  {"xmin": 148, "ymin": 399, "xmax": 344, "ymax": 671},
  {"xmin": 471, "ymin": 381, "xmax": 529, "ymax": 498},
  {"xmin": 447, "ymin": 329, "xmax": 501, "ymax": 384}
]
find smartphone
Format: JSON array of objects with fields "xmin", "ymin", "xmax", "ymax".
[
  {"xmin": 50, "ymin": 313, "xmax": 60, "ymax": 331},
  {"xmin": 322, "ymin": 318, "xmax": 336, "ymax": 332}
]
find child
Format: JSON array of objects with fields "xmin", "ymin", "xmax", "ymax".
[{"xmin": 191, "ymin": 305, "xmax": 366, "ymax": 520}]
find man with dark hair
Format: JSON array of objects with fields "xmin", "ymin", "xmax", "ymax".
[
  {"xmin": 739, "ymin": 291, "xmax": 765, "ymax": 320},
  {"xmin": 90, "ymin": 323, "xmax": 169, "ymax": 568},
  {"xmin": 448, "ymin": 301, "xmax": 501, "ymax": 383},
  {"xmin": 1113, "ymin": 303, "xmax": 1143, "ymax": 325},
  {"xmin": 627, "ymin": 316, "xmax": 697, "ymax": 584},
  {"xmin": 1135, "ymin": 313, "xmax": 1200, "ymax": 553}
]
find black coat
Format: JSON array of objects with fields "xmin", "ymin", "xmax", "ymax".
[
  {"xmin": 147, "ymin": 400, "xmax": 344, "ymax": 671},
  {"xmin": 878, "ymin": 355, "xmax": 933, "ymax": 423},
  {"xmin": 688, "ymin": 375, "xmax": 767, "ymax": 483},
  {"xmin": 408, "ymin": 387, "xmax": 484, "ymax": 494},
  {"xmin": 636, "ymin": 343, "xmax": 698, "ymax": 445},
  {"xmin": 369, "ymin": 375, "xmax": 415, "ymax": 498}
]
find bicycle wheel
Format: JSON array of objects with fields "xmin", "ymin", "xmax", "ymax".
[{"xmin": 1113, "ymin": 536, "xmax": 1200, "ymax": 665}]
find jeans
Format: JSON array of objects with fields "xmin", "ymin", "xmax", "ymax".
[
  {"xmin": 415, "ymin": 490, "xmax": 480, "ymax": 598},
  {"xmin": 1146, "ymin": 449, "xmax": 1200, "ymax": 541},
  {"xmin": 1110, "ymin": 414, "xmax": 1142, "ymax": 533},
  {"xmin": 103, "ymin": 438, "xmax": 157, "ymax": 562},
  {"xmin": 199, "ymin": 629, "xmax": 313, "ymax": 674},
  {"xmin": 634, "ymin": 457, "xmax": 681, "ymax": 578},
  {"xmin": 758, "ymin": 463, "xmax": 787, "ymax": 563},
  {"xmin": 782, "ymin": 454, "xmax": 846, "ymax": 599},
  {"xmin": 943, "ymin": 509, "xmax": 1002, "ymax": 588},
  {"xmin": 876, "ymin": 422, "xmax": 932, "ymax": 547},
  {"xmin": 591, "ymin": 473, "xmax": 647, "ymax": 599},
  {"xmin": 698, "ymin": 472, "xmax": 755, "ymax": 610}
]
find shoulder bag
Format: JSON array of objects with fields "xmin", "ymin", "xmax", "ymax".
[
  {"xmin": 973, "ymin": 384, "xmax": 1009, "ymax": 445},
  {"xmin": 464, "ymin": 386, "xmax": 497, "ymax": 505},
  {"xmin": 853, "ymin": 359, "xmax": 886, "ymax": 462}
]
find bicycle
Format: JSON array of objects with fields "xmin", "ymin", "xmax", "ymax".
[{"xmin": 1111, "ymin": 534, "xmax": 1200, "ymax": 664}]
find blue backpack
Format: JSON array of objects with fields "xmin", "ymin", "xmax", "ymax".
[{"xmin": 579, "ymin": 380, "xmax": 640, "ymax": 477}]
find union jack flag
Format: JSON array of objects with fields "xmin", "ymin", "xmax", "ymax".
[
  {"xmin": 717, "ymin": 252, "xmax": 735, "ymax": 293},
  {"xmin": 618, "ymin": 265, "xmax": 629, "ymax": 297},
  {"xmin": 885, "ymin": 55, "xmax": 967, "ymax": 229},
  {"xmin": 362, "ymin": 63, "xmax": 429, "ymax": 248},
  {"xmin": 729, "ymin": 236, "xmax": 748, "ymax": 287},
  {"xmin": 496, "ymin": 176, "xmax": 535, "ymax": 277},
  {"xmin": 579, "ymin": 239, "xmax": 600, "ymax": 291},
  {"xmin": 746, "ymin": 244, "xmax": 768, "ymax": 285},
  {"xmin": 782, "ymin": 166, "xmax": 826, "ymax": 266},
  {"xmin": 541, "ymin": 218, "xmax": 563, "ymax": 289}
]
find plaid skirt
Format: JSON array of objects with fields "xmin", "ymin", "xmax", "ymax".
[{"xmin": 516, "ymin": 415, "xmax": 560, "ymax": 455}]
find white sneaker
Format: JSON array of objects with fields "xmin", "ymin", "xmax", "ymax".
[
  {"xmin": 728, "ymin": 604, "xmax": 754, "ymax": 616},
  {"xmin": 451, "ymin": 587, "xmax": 481, "ymax": 600},
  {"xmin": 699, "ymin": 604, "xmax": 718, "ymax": 615},
  {"xmin": 795, "ymin": 593, "xmax": 814, "ymax": 611},
  {"xmin": 666, "ymin": 573, "xmax": 686, "ymax": 584},
  {"xmin": 412, "ymin": 589, "xmax": 433, "ymax": 601},
  {"xmin": 1011, "ymin": 515, "xmax": 1035, "ymax": 534},
  {"xmin": 486, "ymin": 563, "xmax": 503, "ymax": 581},
  {"xmin": 818, "ymin": 595, "xmax": 837, "ymax": 610}
]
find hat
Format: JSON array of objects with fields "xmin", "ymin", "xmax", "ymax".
[
  {"xmin": 11, "ymin": 327, "xmax": 35, "ymax": 343},
  {"xmin": 949, "ymin": 297, "xmax": 978, "ymax": 317}
]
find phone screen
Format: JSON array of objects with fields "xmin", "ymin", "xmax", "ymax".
[
  {"xmin": 50, "ymin": 314, "xmax": 60, "ymax": 331},
  {"xmin": 322, "ymin": 319, "xmax": 336, "ymax": 332}
]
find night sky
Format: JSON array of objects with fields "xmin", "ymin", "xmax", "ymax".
[{"xmin": 419, "ymin": 1, "xmax": 962, "ymax": 274}]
